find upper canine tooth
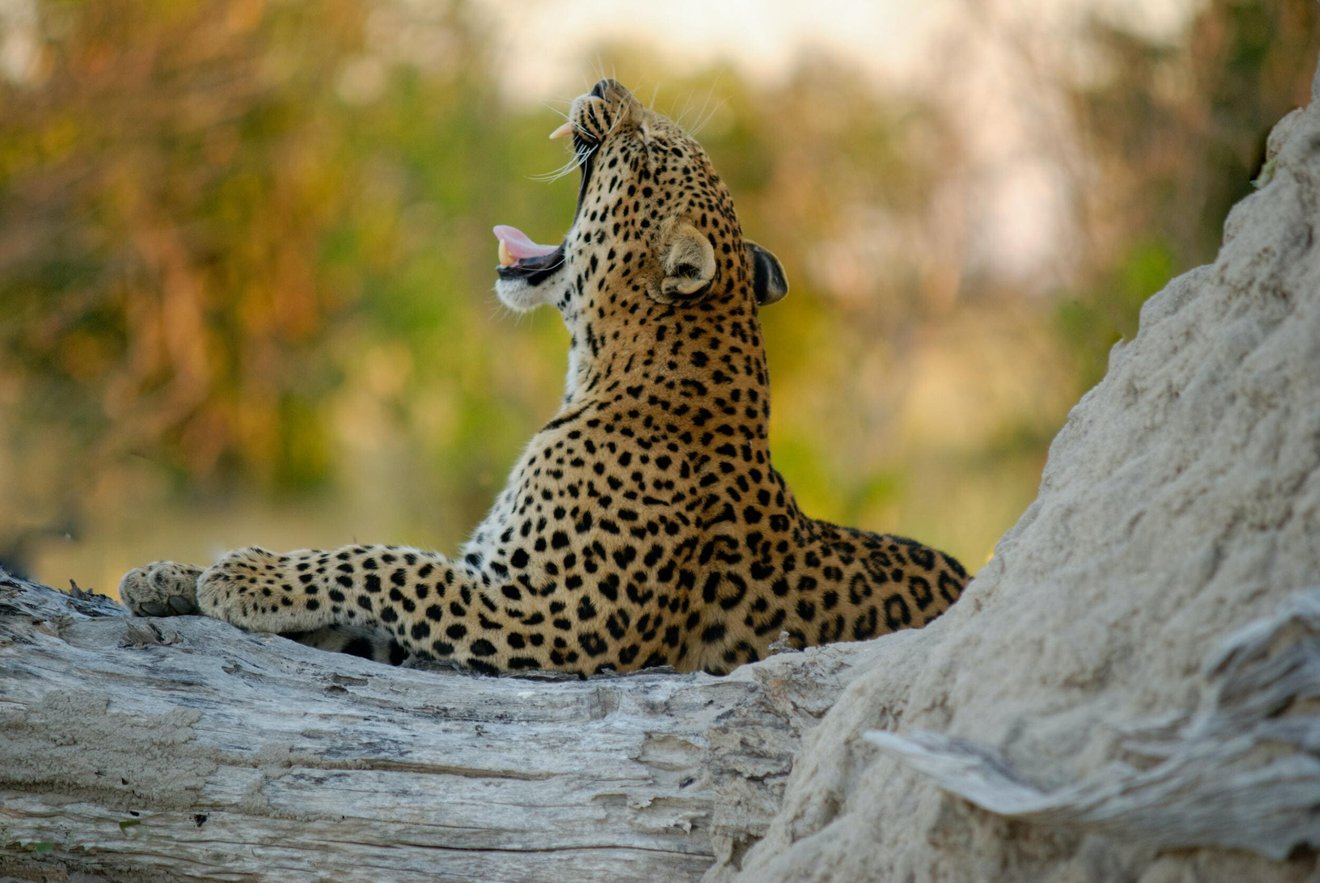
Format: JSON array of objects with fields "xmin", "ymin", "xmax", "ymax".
[
  {"xmin": 498, "ymin": 240, "xmax": 515, "ymax": 267},
  {"xmin": 549, "ymin": 121, "xmax": 574, "ymax": 140}
]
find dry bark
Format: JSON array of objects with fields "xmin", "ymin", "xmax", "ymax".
[{"xmin": 0, "ymin": 573, "xmax": 871, "ymax": 882}]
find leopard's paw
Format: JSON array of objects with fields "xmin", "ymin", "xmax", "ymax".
[{"xmin": 119, "ymin": 561, "xmax": 204, "ymax": 617}]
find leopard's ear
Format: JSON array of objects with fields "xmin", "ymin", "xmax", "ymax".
[
  {"xmin": 653, "ymin": 218, "xmax": 716, "ymax": 303},
  {"xmin": 746, "ymin": 241, "xmax": 788, "ymax": 306}
]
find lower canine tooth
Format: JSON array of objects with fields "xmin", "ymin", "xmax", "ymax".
[{"xmin": 499, "ymin": 240, "xmax": 515, "ymax": 267}]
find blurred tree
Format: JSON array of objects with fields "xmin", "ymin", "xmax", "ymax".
[
  {"xmin": 1057, "ymin": 0, "xmax": 1320, "ymax": 387},
  {"xmin": 0, "ymin": 0, "xmax": 571, "ymax": 555},
  {"xmin": 0, "ymin": 0, "xmax": 370, "ymax": 503},
  {"xmin": 4, "ymin": 0, "xmax": 1314, "ymax": 589}
]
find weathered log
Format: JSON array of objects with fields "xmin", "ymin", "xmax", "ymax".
[{"xmin": 0, "ymin": 572, "xmax": 872, "ymax": 881}]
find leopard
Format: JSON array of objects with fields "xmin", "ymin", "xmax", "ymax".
[{"xmin": 119, "ymin": 79, "xmax": 970, "ymax": 676}]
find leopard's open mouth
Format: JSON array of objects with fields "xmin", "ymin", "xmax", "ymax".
[
  {"xmin": 493, "ymin": 225, "xmax": 565, "ymax": 285},
  {"xmin": 494, "ymin": 82, "xmax": 608, "ymax": 287}
]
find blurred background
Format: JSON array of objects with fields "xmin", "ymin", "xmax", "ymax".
[{"xmin": 1, "ymin": 0, "xmax": 1316, "ymax": 596}]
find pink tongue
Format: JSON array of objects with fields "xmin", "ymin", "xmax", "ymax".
[{"xmin": 493, "ymin": 224, "xmax": 559, "ymax": 259}]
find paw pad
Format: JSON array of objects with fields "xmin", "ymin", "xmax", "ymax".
[{"xmin": 119, "ymin": 561, "xmax": 203, "ymax": 618}]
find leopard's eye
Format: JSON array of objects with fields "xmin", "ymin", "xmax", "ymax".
[{"xmin": 572, "ymin": 129, "xmax": 596, "ymax": 155}]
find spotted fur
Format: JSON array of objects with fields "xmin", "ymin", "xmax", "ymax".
[{"xmin": 120, "ymin": 80, "xmax": 970, "ymax": 676}]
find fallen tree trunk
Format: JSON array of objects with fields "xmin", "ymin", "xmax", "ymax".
[{"xmin": 0, "ymin": 573, "xmax": 870, "ymax": 881}]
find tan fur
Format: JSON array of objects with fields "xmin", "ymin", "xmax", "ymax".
[{"xmin": 121, "ymin": 81, "xmax": 969, "ymax": 676}]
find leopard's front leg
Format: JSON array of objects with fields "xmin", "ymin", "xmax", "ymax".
[
  {"xmin": 120, "ymin": 548, "xmax": 342, "ymax": 632},
  {"xmin": 121, "ymin": 544, "xmax": 498, "ymax": 667}
]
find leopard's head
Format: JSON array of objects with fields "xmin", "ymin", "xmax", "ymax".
[{"xmin": 494, "ymin": 79, "xmax": 787, "ymax": 326}]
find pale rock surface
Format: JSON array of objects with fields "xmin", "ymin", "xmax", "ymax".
[{"xmin": 722, "ymin": 61, "xmax": 1320, "ymax": 883}]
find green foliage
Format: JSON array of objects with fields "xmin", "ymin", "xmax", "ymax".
[
  {"xmin": 1057, "ymin": 238, "xmax": 1177, "ymax": 388},
  {"xmin": 1058, "ymin": 0, "xmax": 1319, "ymax": 391}
]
